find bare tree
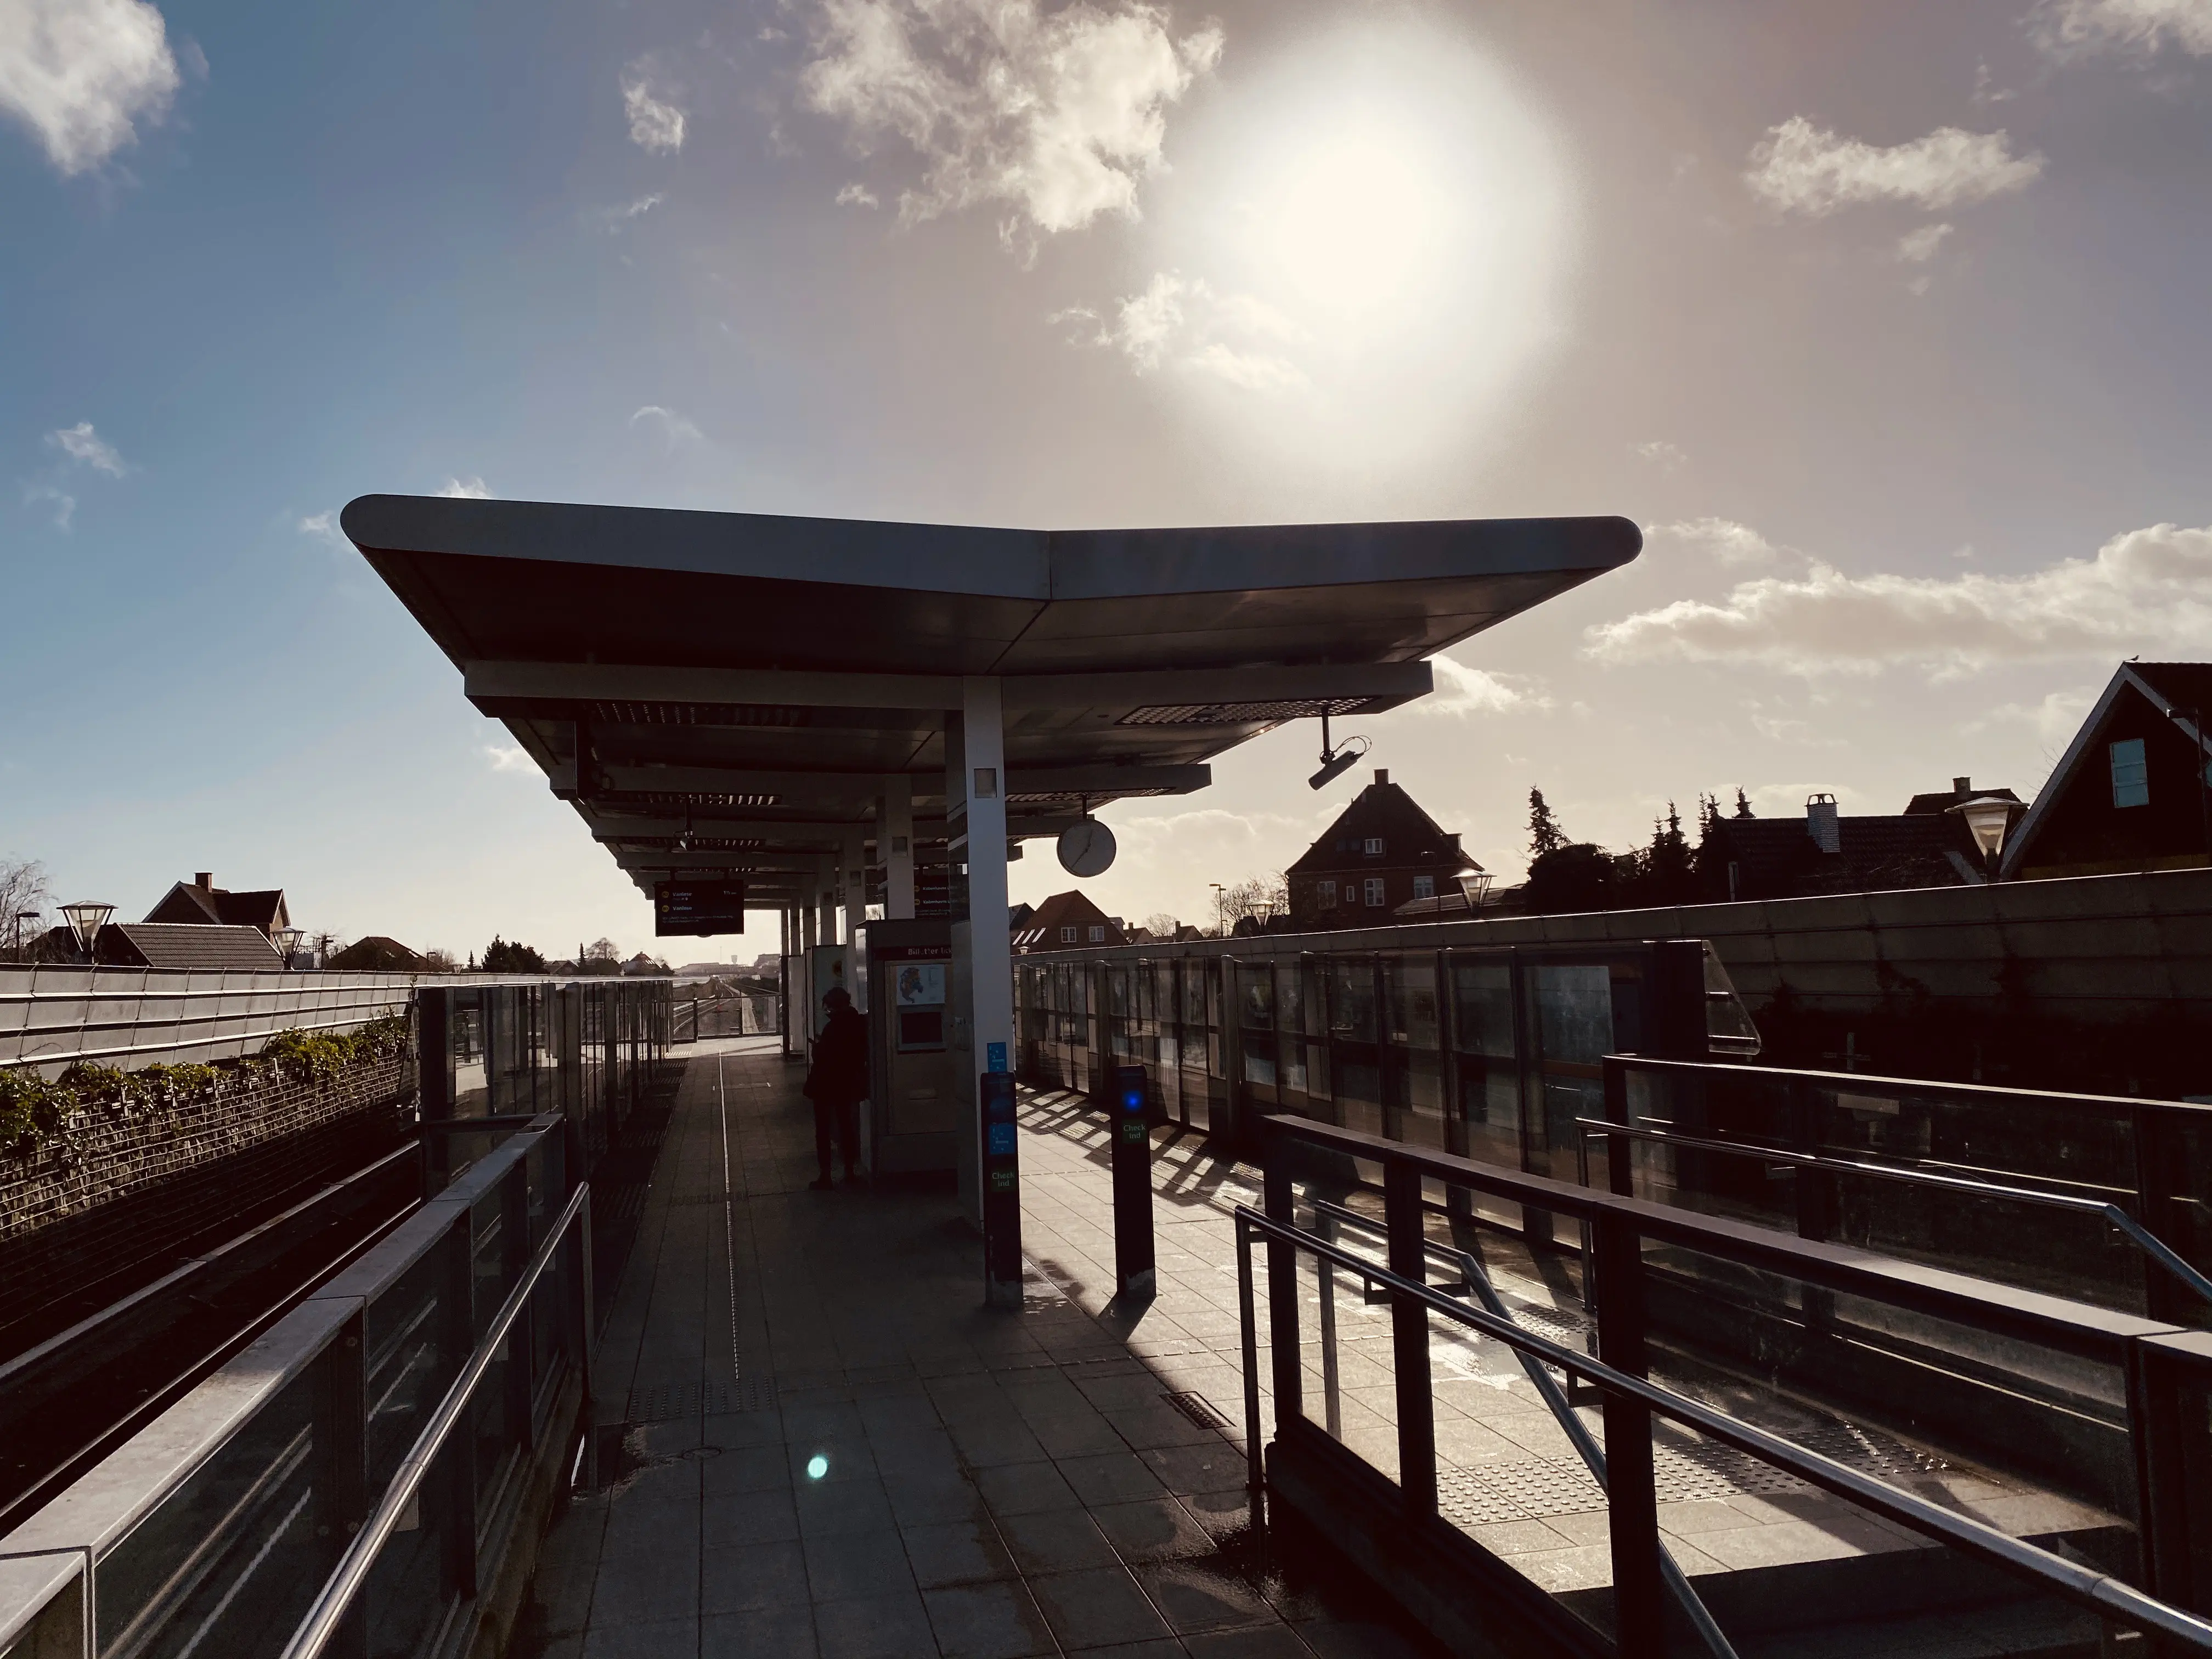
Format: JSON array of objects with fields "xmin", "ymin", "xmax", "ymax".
[
  {"xmin": 308, "ymin": 929, "xmax": 347, "ymax": 965},
  {"xmin": 1219, "ymin": 872, "xmax": 1289, "ymax": 927},
  {"xmin": 1141, "ymin": 912, "xmax": 1181, "ymax": 940},
  {"xmin": 420, "ymin": 947, "xmax": 461, "ymax": 973},
  {"xmin": 1, "ymin": 855, "xmax": 53, "ymax": 961}
]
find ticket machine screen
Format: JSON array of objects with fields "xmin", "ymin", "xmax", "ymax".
[{"xmin": 894, "ymin": 960, "xmax": 947, "ymax": 1052}]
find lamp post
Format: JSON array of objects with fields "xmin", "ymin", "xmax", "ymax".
[
  {"xmin": 10, "ymin": 912, "xmax": 37, "ymax": 961},
  {"xmin": 59, "ymin": 901, "xmax": 115, "ymax": 963},
  {"xmin": 1210, "ymin": 883, "xmax": 1225, "ymax": 938},
  {"xmin": 274, "ymin": 926, "xmax": 306, "ymax": 968},
  {"xmin": 1948, "ymin": 797, "xmax": 2019, "ymax": 881}
]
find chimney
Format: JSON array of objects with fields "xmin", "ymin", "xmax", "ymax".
[
  {"xmin": 1953, "ymin": 776, "xmax": 1971, "ymax": 795},
  {"xmin": 1806, "ymin": 794, "xmax": 1840, "ymax": 855},
  {"xmin": 195, "ymin": 872, "xmax": 213, "ymax": 890},
  {"xmin": 1374, "ymin": 769, "xmax": 1390, "ymax": 786}
]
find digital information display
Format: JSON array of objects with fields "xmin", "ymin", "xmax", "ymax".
[{"xmin": 654, "ymin": 879, "xmax": 746, "ymax": 936}]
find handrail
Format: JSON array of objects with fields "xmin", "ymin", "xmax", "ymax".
[
  {"xmin": 1263, "ymin": 1114, "xmax": 2179, "ymax": 1359},
  {"xmin": 1606, "ymin": 1051, "xmax": 2212, "ymax": 1122},
  {"xmin": 279, "ymin": 1179, "xmax": 592, "ymax": 1659},
  {"xmin": 1575, "ymin": 1116, "xmax": 2212, "ymax": 1313},
  {"xmin": 1305, "ymin": 1198, "xmax": 1740, "ymax": 1659},
  {"xmin": 1233, "ymin": 1205, "xmax": 2212, "ymax": 1654}
]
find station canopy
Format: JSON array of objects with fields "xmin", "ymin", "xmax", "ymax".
[{"xmin": 344, "ymin": 495, "xmax": 1639, "ymax": 906}]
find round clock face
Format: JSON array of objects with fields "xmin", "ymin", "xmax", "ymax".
[{"xmin": 1057, "ymin": 818, "xmax": 1117, "ymax": 878}]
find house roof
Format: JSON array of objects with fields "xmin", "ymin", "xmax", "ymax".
[
  {"xmin": 145, "ymin": 881, "xmax": 289, "ymax": 934},
  {"xmin": 1901, "ymin": 781, "xmax": 2023, "ymax": 816},
  {"xmin": 1998, "ymin": 662, "xmax": 2212, "ymax": 878},
  {"xmin": 1709, "ymin": 813, "xmax": 1983, "ymax": 898},
  {"xmin": 1013, "ymin": 889, "xmax": 1124, "ymax": 952},
  {"xmin": 1286, "ymin": 773, "xmax": 1480, "ymax": 877},
  {"xmin": 330, "ymin": 935, "xmax": 426, "ymax": 970},
  {"xmin": 105, "ymin": 923, "xmax": 286, "ymax": 970}
]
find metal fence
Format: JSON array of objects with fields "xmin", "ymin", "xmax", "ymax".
[
  {"xmin": 0, "ymin": 1112, "xmax": 589, "ymax": 1659},
  {"xmin": 0, "ymin": 967, "xmax": 432, "ymax": 1076},
  {"xmin": 1244, "ymin": 1113, "xmax": 2212, "ymax": 1656},
  {"xmin": 670, "ymin": 989, "xmax": 780, "ymax": 1042}
]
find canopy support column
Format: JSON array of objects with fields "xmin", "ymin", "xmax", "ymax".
[
  {"xmin": 951, "ymin": 676, "xmax": 1017, "ymax": 1306},
  {"xmin": 882, "ymin": 775, "xmax": 916, "ymax": 921}
]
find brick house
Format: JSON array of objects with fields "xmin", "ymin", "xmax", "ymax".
[
  {"xmin": 1286, "ymin": 770, "xmax": 1481, "ymax": 930},
  {"xmin": 1013, "ymin": 890, "xmax": 1126, "ymax": 954},
  {"xmin": 144, "ymin": 872, "xmax": 290, "ymax": 938}
]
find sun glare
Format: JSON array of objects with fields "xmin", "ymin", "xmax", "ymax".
[{"xmin": 1139, "ymin": 18, "xmax": 1580, "ymax": 496}]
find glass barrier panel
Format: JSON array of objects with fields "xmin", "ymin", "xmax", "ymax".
[
  {"xmin": 363, "ymin": 1438, "xmax": 459, "ymax": 1659},
  {"xmin": 1276, "ymin": 964, "xmax": 1309, "ymax": 1099},
  {"xmin": 1634, "ymin": 1239, "xmax": 2141, "ymax": 1566},
  {"xmin": 97, "ymin": 1364, "xmax": 336, "ymax": 1659},
  {"xmin": 1295, "ymin": 1211, "xmax": 1401, "ymax": 1485},
  {"xmin": 364, "ymin": 1248, "xmax": 451, "ymax": 1493},
  {"xmin": 1385, "ymin": 958, "xmax": 1446, "ymax": 1153}
]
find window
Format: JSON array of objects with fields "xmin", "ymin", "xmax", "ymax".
[
  {"xmin": 1364, "ymin": 877, "xmax": 1385, "ymax": 907},
  {"xmin": 1412, "ymin": 874, "xmax": 1435, "ymax": 900},
  {"xmin": 1059, "ymin": 926, "xmax": 1078, "ymax": 943},
  {"xmin": 2111, "ymin": 738, "xmax": 2149, "ymax": 808},
  {"xmin": 1363, "ymin": 837, "xmax": 1385, "ymax": 856},
  {"xmin": 1087, "ymin": 925, "xmax": 1104, "ymax": 943},
  {"xmin": 1318, "ymin": 879, "xmax": 1337, "ymax": 907}
]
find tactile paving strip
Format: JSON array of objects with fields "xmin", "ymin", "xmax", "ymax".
[{"xmin": 1435, "ymin": 1419, "xmax": 1949, "ymax": 1530}]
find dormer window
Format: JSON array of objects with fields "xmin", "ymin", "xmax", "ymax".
[
  {"xmin": 1059, "ymin": 926, "xmax": 1077, "ymax": 943},
  {"xmin": 1363, "ymin": 837, "xmax": 1384, "ymax": 856}
]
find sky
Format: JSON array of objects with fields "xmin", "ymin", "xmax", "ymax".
[{"xmin": 4, "ymin": 0, "xmax": 2211, "ymax": 960}]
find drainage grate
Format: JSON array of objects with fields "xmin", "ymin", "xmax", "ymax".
[
  {"xmin": 1164, "ymin": 1390, "xmax": 1233, "ymax": 1432},
  {"xmin": 625, "ymin": 1376, "xmax": 776, "ymax": 1423}
]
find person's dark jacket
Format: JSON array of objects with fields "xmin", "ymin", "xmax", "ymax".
[{"xmin": 804, "ymin": 1005, "xmax": 870, "ymax": 1107}]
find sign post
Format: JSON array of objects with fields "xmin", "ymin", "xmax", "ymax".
[
  {"xmin": 980, "ymin": 1063, "xmax": 1022, "ymax": 1308},
  {"xmin": 1108, "ymin": 1063, "xmax": 1156, "ymax": 1301}
]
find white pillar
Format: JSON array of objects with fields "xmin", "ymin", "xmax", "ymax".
[
  {"xmin": 882, "ymin": 775, "xmax": 916, "ymax": 921},
  {"xmin": 842, "ymin": 830, "xmax": 866, "ymax": 943}
]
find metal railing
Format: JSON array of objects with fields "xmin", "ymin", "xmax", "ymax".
[
  {"xmin": 0, "ymin": 1112, "xmax": 589, "ymax": 1659},
  {"xmin": 1575, "ymin": 1114, "xmax": 2212, "ymax": 1315},
  {"xmin": 1600, "ymin": 1053, "xmax": 2212, "ymax": 1324},
  {"xmin": 1243, "ymin": 1113, "xmax": 2212, "ymax": 1656}
]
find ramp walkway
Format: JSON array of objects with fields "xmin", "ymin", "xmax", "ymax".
[{"xmin": 520, "ymin": 1045, "xmax": 1432, "ymax": 1658}]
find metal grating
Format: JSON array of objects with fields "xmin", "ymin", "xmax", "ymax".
[
  {"xmin": 625, "ymin": 1376, "xmax": 777, "ymax": 1422},
  {"xmin": 1118, "ymin": 696, "xmax": 1377, "ymax": 726},
  {"xmin": 1164, "ymin": 1390, "xmax": 1234, "ymax": 1432},
  {"xmin": 1006, "ymin": 787, "xmax": 1174, "ymax": 805},
  {"xmin": 590, "ymin": 701, "xmax": 814, "ymax": 729},
  {"xmin": 610, "ymin": 837, "xmax": 767, "ymax": 854}
]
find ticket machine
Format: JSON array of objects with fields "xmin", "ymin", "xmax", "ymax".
[{"xmin": 857, "ymin": 918, "xmax": 959, "ymax": 1175}]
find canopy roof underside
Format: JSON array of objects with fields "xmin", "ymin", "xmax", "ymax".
[{"xmin": 345, "ymin": 495, "xmax": 1639, "ymax": 903}]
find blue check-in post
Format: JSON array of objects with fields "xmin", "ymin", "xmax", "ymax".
[
  {"xmin": 981, "ymin": 1047, "xmax": 1022, "ymax": 1308},
  {"xmin": 1108, "ymin": 1063, "xmax": 1156, "ymax": 1301}
]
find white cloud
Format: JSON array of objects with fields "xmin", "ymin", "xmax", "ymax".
[
  {"xmin": 24, "ymin": 484, "xmax": 74, "ymax": 528},
  {"xmin": 834, "ymin": 181, "xmax": 878, "ymax": 207},
  {"xmin": 1647, "ymin": 517, "xmax": 1782, "ymax": 566},
  {"xmin": 1417, "ymin": 656, "xmax": 1550, "ymax": 717},
  {"xmin": 1896, "ymin": 222, "xmax": 1954, "ymax": 263},
  {"xmin": 0, "ymin": 0, "xmax": 180, "ymax": 174},
  {"xmin": 297, "ymin": 509, "xmax": 348, "ymax": 552},
  {"xmin": 484, "ymin": 744, "xmax": 535, "ymax": 773},
  {"xmin": 1744, "ymin": 117, "xmax": 2044, "ymax": 216},
  {"xmin": 1062, "ymin": 270, "xmax": 1306, "ymax": 392},
  {"xmin": 1585, "ymin": 521, "xmax": 2212, "ymax": 677},
  {"xmin": 622, "ymin": 65, "xmax": 685, "ymax": 153},
  {"xmin": 1965, "ymin": 687, "xmax": 2098, "ymax": 747},
  {"xmin": 1633, "ymin": 439, "xmax": 1686, "ymax": 471},
  {"xmin": 589, "ymin": 193, "xmax": 662, "ymax": 233},
  {"xmin": 46, "ymin": 420, "xmax": 126, "ymax": 473},
  {"xmin": 435, "ymin": 476, "xmax": 492, "ymax": 498},
  {"xmin": 629, "ymin": 404, "xmax": 704, "ymax": 443},
  {"xmin": 2031, "ymin": 0, "xmax": 2212, "ymax": 57},
  {"xmin": 799, "ymin": 0, "xmax": 1221, "ymax": 246}
]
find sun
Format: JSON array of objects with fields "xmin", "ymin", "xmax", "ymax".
[{"xmin": 1137, "ymin": 16, "xmax": 1582, "ymax": 494}]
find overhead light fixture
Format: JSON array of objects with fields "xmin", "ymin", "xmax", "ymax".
[
  {"xmin": 1948, "ymin": 796, "xmax": 2019, "ymax": 873},
  {"xmin": 1307, "ymin": 710, "xmax": 1370, "ymax": 790}
]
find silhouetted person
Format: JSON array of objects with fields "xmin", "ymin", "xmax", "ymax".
[{"xmin": 803, "ymin": 986, "xmax": 868, "ymax": 1188}]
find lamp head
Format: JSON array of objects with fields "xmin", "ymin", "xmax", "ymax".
[{"xmin": 59, "ymin": 901, "xmax": 115, "ymax": 957}]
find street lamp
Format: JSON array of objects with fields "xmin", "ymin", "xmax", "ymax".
[
  {"xmin": 273, "ymin": 926, "xmax": 306, "ymax": 968},
  {"xmin": 1210, "ymin": 883, "xmax": 1226, "ymax": 938},
  {"xmin": 59, "ymin": 901, "xmax": 115, "ymax": 962},
  {"xmin": 10, "ymin": 912, "xmax": 37, "ymax": 960},
  {"xmin": 1948, "ymin": 797, "xmax": 2021, "ymax": 878},
  {"xmin": 1458, "ymin": 871, "xmax": 1495, "ymax": 910}
]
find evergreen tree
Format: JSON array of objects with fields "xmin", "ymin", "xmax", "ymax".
[
  {"xmin": 1733, "ymin": 787, "xmax": 1754, "ymax": 819},
  {"xmin": 1645, "ymin": 802, "xmax": 1696, "ymax": 901},
  {"xmin": 1528, "ymin": 788, "xmax": 1568, "ymax": 859}
]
